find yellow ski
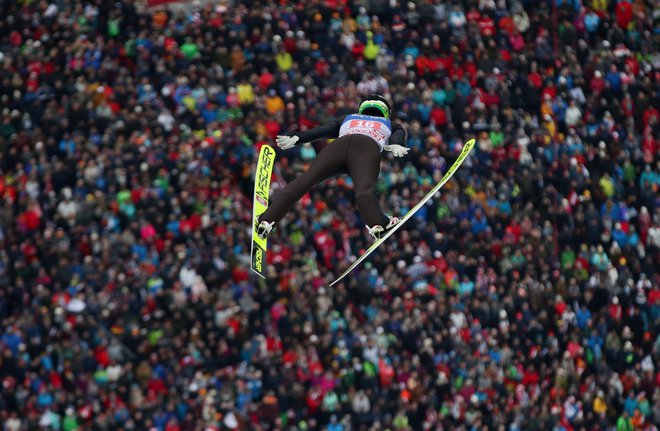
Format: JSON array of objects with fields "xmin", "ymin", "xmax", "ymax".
[
  {"xmin": 250, "ymin": 145, "xmax": 276, "ymax": 278},
  {"xmin": 329, "ymin": 138, "xmax": 476, "ymax": 287}
]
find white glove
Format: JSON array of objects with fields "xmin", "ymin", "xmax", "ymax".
[
  {"xmin": 276, "ymin": 135, "xmax": 300, "ymax": 150},
  {"xmin": 384, "ymin": 144, "xmax": 409, "ymax": 157}
]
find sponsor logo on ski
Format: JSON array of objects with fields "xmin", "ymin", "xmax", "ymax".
[
  {"xmin": 254, "ymin": 245, "xmax": 264, "ymax": 272},
  {"xmin": 256, "ymin": 146, "xmax": 273, "ymax": 202},
  {"xmin": 256, "ymin": 195, "xmax": 268, "ymax": 207}
]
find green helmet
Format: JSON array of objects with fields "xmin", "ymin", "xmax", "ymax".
[{"xmin": 358, "ymin": 94, "xmax": 391, "ymax": 119}]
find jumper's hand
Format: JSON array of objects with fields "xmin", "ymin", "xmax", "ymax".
[
  {"xmin": 276, "ymin": 135, "xmax": 300, "ymax": 150},
  {"xmin": 384, "ymin": 144, "xmax": 409, "ymax": 157}
]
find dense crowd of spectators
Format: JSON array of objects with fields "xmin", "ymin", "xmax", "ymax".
[{"xmin": 1, "ymin": 0, "xmax": 659, "ymax": 430}]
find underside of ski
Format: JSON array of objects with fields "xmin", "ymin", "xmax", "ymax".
[{"xmin": 250, "ymin": 145, "xmax": 276, "ymax": 278}]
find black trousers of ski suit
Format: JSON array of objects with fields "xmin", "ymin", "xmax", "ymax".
[{"xmin": 260, "ymin": 134, "xmax": 390, "ymax": 228}]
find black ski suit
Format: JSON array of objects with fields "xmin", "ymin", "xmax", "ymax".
[{"xmin": 259, "ymin": 113, "xmax": 407, "ymax": 228}]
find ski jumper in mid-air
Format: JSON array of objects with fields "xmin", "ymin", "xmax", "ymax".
[{"xmin": 256, "ymin": 94, "xmax": 409, "ymax": 241}]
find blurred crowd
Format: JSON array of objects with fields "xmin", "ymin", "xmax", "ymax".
[{"xmin": 0, "ymin": 0, "xmax": 659, "ymax": 430}]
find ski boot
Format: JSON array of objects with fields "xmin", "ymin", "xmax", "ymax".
[
  {"xmin": 366, "ymin": 216, "xmax": 400, "ymax": 241},
  {"xmin": 255, "ymin": 217, "xmax": 275, "ymax": 240}
]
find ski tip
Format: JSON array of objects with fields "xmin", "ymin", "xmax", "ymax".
[{"xmin": 462, "ymin": 138, "xmax": 476, "ymax": 151}]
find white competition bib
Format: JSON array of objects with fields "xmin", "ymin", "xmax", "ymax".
[{"xmin": 338, "ymin": 114, "xmax": 392, "ymax": 150}]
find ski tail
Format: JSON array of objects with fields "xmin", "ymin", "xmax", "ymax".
[
  {"xmin": 250, "ymin": 145, "xmax": 276, "ymax": 278},
  {"xmin": 329, "ymin": 138, "xmax": 476, "ymax": 287}
]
